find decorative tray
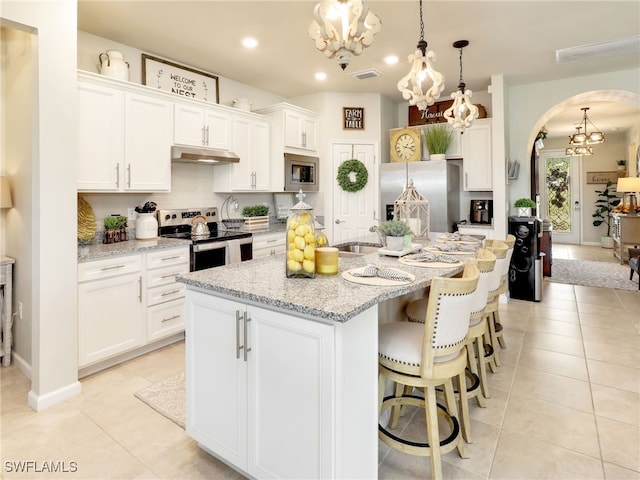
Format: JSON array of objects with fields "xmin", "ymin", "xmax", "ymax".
[{"xmin": 378, "ymin": 243, "xmax": 423, "ymax": 257}]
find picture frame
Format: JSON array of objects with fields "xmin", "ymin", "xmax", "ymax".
[
  {"xmin": 586, "ymin": 171, "xmax": 620, "ymax": 184},
  {"xmin": 343, "ymin": 107, "xmax": 365, "ymax": 130},
  {"xmin": 141, "ymin": 54, "xmax": 219, "ymax": 103}
]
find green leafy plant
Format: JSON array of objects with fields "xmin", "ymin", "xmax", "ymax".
[
  {"xmin": 378, "ymin": 220, "xmax": 413, "ymax": 237},
  {"xmin": 423, "ymin": 124, "xmax": 453, "ymax": 155},
  {"xmin": 617, "ymin": 159, "xmax": 626, "ymax": 166},
  {"xmin": 514, "ymin": 198, "xmax": 536, "ymax": 208},
  {"xmin": 592, "ymin": 181, "xmax": 620, "ymax": 237},
  {"xmin": 242, "ymin": 205, "xmax": 269, "ymax": 217},
  {"xmin": 104, "ymin": 215, "xmax": 127, "ymax": 230}
]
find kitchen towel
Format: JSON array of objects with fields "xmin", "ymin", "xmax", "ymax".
[{"xmin": 227, "ymin": 239, "xmax": 241, "ymax": 264}]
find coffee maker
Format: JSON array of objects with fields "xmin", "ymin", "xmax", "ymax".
[{"xmin": 470, "ymin": 199, "xmax": 493, "ymax": 224}]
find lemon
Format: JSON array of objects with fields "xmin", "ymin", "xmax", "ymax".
[
  {"xmin": 287, "ymin": 219, "xmax": 299, "ymax": 231},
  {"xmin": 287, "ymin": 229, "xmax": 296, "ymax": 242},
  {"xmin": 316, "ymin": 234, "xmax": 327, "ymax": 247},
  {"xmin": 294, "ymin": 236, "xmax": 306, "ymax": 250},
  {"xmin": 304, "ymin": 232, "xmax": 315, "ymax": 244},
  {"xmin": 293, "ymin": 248, "xmax": 304, "ymax": 263},
  {"xmin": 304, "ymin": 245, "xmax": 315, "ymax": 261},
  {"xmin": 295, "ymin": 224, "xmax": 309, "ymax": 237},
  {"xmin": 302, "ymin": 259, "xmax": 315, "ymax": 273},
  {"xmin": 287, "ymin": 259, "xmax": 302, "ymax": 272},
  {"xmin": 299, "ymin": 212, "xmax": 311, "ymax": 223}
]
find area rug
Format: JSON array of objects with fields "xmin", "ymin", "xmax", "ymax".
[
  {"xmin": 549, "ymin": 258, "xmax": 638, "ymax": 291},
  {"xmin": 134, "ymin": 372, "xmax": 185, "ymax": 429}
]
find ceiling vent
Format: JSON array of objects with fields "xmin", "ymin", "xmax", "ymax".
[
  {"xmin": 556, "ymin": 35, "xmax": 640, "ymax": 64},
  {"xmin": 351, "ymin": 68, "xmax": 381, "ymax": 80}
]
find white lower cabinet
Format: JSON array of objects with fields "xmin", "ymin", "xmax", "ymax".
[
  {"xmin": 78, "ymin": 246, "xmax": 189, "ymax": 369},
  {"xmin": 185, "ymin": 292, "xmax": 335, "ymax": 479},
  {"xmin": 252, "ymin": 232, "xmax": 286, "ymax": 259},
  {"xmin": 78, "ymin": 254, "xmax": 144, "ymax": 367}
]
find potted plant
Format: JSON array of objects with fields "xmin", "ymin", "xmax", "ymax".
[
  {"xmin": 423, "ymin": 124, "xmax": 453, "ymax": 161},
  {"xmin": 242, "ymin": 204, "xmax": 270, "ymax": 231},
  {"xmin": 592, "ymin": 181, "xmax": 620, "ymax": 248},
  {"xmin": 103, "ymin": 215, "xmax": 128, "ymax": 244},
  {"xmin": 617, "ymin": 159, "xmax": 626, "ymax": 171},
  {"xmin": 514, "ymin": 198, "xmax": 536, "ymax": 217},
  {"xmin": 378, "ymin": 219, "xmax": 413, "ymax": 251}
]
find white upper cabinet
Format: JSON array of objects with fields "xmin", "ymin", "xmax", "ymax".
[
  {"xmin": 212, "ymin": 113, "xmax": 271, "ymax": 192},
  {"xmin": 77, "ymin": 72, "xmax": 172, "ymax": 192},
  {"xmin": 461, "ymin": 119, "xmax": 492, "ymax": 191},
  {"xmin": 173, "ymin": 103, "xmax": 232, "ymax": 151},
  {"xmin": 284, "ymin": 109, "xmax": 318, "ymax": 152}
]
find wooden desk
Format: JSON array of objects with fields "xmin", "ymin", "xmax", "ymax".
[
  {"xmin": 1, "ymin": 256, "xmax": 15, "ymax": 367},
  {"xmin": 612, "ymin": 214, "xmax": 640, "ymax": 264}
]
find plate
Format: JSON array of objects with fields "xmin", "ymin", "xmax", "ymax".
[
  {"xmin": 378, "ymin": 243, "xmax": 423, "ymax": 257},
  {"xmin": 399, "ymin": 257, "xmax": 463, "ymax": 269},
  {"xmin": 342, "ymin": 266, "xmax": 415, "ymax": 286}
]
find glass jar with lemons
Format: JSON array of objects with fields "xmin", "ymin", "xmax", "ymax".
[{"xmin": 286, "ymin": 191, "xmax": 316, "ymax": 278}]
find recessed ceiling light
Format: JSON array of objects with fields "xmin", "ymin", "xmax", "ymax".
[
  {"xmin": 384, "ymin": 55, "xmax": 399, "ymax": 65},
  {"xmin": 315, "ymin": 72, "xmax": 327, "ymax": 81},
  {"xmin": 242, "ymin": 37, "xmax": 258, "ymax": 49}
]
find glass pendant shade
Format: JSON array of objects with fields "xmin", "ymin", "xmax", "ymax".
[{"xmin": 309, "ymin": 0, "xmax": 381, "ymax": 70}]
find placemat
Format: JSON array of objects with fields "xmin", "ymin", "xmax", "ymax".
[
  {"xmin": 342, "ymin": 266, "xmax": 415, "ymax": 286},
  {"xmin": 399, "ymin": 257, "xmax": 463, "ymax": 268},
  {"xmin": 423, "ymin": 246, "xmax": 477, "ymax": 255}
]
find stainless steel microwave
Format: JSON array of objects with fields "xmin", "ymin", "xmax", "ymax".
[{"xmin": 284, "ymin": 153, "xmax": 319, "ymax": 192}]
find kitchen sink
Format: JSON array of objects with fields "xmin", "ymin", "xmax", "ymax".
[{"xmin": 336, "ymin": 244, "xmax": 381, "ymax": 256}]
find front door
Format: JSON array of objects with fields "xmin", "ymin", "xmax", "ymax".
[
  {"xmin": 540, "ymin": 150, "xmax": 581, "ymax": 244},
  {"xmin": 331, "ymin": 142, "xmax": 377, "ymax": 243}
]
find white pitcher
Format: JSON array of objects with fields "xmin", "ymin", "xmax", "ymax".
[
  {"xmin": 232, "ymin": 98, "xmax": 252, "ymax": 111},
  {"xmin": 98, "ymin": 50, "xmax": 130, "ymax": 81}
]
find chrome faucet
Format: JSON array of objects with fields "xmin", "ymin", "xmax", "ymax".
[{"xmin": 369, "ymin": 225, "xmax": 384, "ymax": 245}]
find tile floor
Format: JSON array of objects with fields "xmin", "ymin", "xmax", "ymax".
[{"xmin": 1, "ymin": 245, "xmax": 639, "ymax": 479}]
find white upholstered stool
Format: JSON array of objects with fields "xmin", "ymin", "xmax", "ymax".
[
  {"xmin": 378, "ymin": 263, "xmax": 479, "ymax": 480},
  {"xmin": 483, "ymin": 240, "xmax": 509, "ymax": 369}
]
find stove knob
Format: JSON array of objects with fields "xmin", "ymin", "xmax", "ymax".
[
  {"xmin": 164, "ymin": 214, "xmax": 171, "ymax": 220},
  {"xmin": 172, "ymin": 214, "xmax": 177, "ymax": 219}
]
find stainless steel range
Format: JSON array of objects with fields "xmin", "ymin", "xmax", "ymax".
[{"xmin": 157, "ymin": 207, "xmax": 253, "ymax": 271}]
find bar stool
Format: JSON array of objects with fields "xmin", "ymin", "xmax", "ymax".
[
  {"xmin": 378, "ymin": 262, "xmax": 479, "ymax": 480},
  {"xmin": 483, "ymin": 240, "xmax": 509, "ymax": 369}
]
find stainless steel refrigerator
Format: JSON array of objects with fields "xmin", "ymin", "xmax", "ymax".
[{"xmin": 380, "ymin": 161, "xmax": 460, "ymax": 233}]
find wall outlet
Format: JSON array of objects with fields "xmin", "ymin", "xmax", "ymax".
[
  {"xmin": 17, "ymin": 301, "xmax": 22, "ymax": 320},
  {"xmin": 127, "ymin": 208, "xmax": 137, "ymax": 222}
]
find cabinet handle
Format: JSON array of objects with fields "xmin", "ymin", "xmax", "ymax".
[
  {"xmin": 236, "ymin": 310, "xmax": 243, "ymax": 359},
  {"xmin": 205, "ymin": 126, "xmax": 210, "ymax": 145},
  {"xmin": 464, "ymin": 172, "xmax": 468, "ymax": 189},
  {"xmin": 138, "ymin": 276, "xmax": 142, "ymax": 302},
  {"xmin": 243, "ymin": 311, "xmax": 251, "ymax": 362},
  {"xmin": 127, "ymin": 164, "xmax": 132, "ymax": 188},
  {"xmin": 160, "ymin": 272, "xmax": 180, "ymax": 279},
  {"xmin": 301, "ymin": 131, "xmax": 306, "ymax": 147},
  {"xmin": 115, "ymin": 163, "xmax": 120, "ymax": 189},
  {"xmin": 161, "ymin": 255, "xmax": 181, "ymax": 261},
  {"xmin": 160, "ymin": 289, "xmax": 181, "ymax": 297},
  {"xmin": 201, "ymin": 126, "xmax": 206, "ymax": 145},
  {"xmin": 266, "ymin": 239, "xmax": 279, "ymax": 244},
  {"xmin": 100, "ymin": 264, "xmax": 126, "ymax": 271},
  {"xmin": 161, "ymin": 314, "xmax": 180, "ymax": 323}
]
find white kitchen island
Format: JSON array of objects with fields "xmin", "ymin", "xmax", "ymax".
[{"xmin": 177, "ymin": 246, "xmax": 464, "ymax": 479}]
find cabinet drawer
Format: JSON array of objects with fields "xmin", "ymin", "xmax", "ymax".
[
  {"xmin": 147, "ymin": 282, "xmax": 186, "ymax": 306},
  {"xmin": 253, "ymin": 233, "xmax": 285, "ymax": 250},
  {"xmin": 146, "ymin": 262, "xmax": 189, "ymax": 289},
  {"xmin": 147, "ymin": 299, "xmax": 185, "ymax": 342},
  {"xmin": 146, "ymin": 247, "xmax": 190, "ymax": 269},
  {"xmin": 78, "ymin": 254, "xmax": 142, "ymax": 283}
]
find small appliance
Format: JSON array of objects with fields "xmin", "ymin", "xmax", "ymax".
[
  {"xmin": 470, "ymin": 199, "xmax": 493, "ymax": 224},
  {"xmin": 284, "ymin": 153, "xmax": 319, "ymax": 192},
  {"xmin": 157, "ymin": 207, "xmax": 253, "ymax": 271}
]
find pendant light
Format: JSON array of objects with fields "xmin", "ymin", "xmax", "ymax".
[
  {"xmin": 565, "ymin": 145, "xmax": 593, "ymax": 156},
  {"xmin": 568, "ymin": 107, "xmax": 605, "ymax": 145},
  {"xmin": 309, "ymin": 0, "xmax": 382, "ymax": 70},
  {"xmin": 443, "ymin": 40, "xmax": 479, "ymax": 129},
  {"xmin": 397, "ymin": 0, "xmax": 445, "ymax": 114}
]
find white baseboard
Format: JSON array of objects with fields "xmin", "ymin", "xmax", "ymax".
[
  {"xmin": 28, "ymin": 381, "xmax": 82, "ymax": 412},
  {"xmin": 11, "ymin": 351, "xmax": 32, "ymax": 380}
]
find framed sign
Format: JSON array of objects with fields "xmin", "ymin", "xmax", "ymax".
[
  {"xmin": 586, "ymin": 171, "xmax": 619, "ymax": 184},
  {"xmin": 343, "ymin": 107, "xmax": 365, "ymax": 130},
  {"xmin": 141, "ymin": 54, "xmax": 219, "ymax": 103}
]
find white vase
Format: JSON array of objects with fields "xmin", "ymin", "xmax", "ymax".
[
  {"xmin": 430, "ymin": 153, "xmax": 446, "ymax": 161},
  {"xmin": 385, "ymin": 235, "xmax": 405, "ymax": 251},
  {"xmin": 600, "ymin": 236, "xmax": 614, "ymax": 249},
  {"xmin": 516, "ymin": 207, "xmax": 532, "ymax": 217}
]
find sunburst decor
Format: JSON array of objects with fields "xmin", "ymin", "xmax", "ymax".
[{"xmin": 77, "ymin": 195, "xmax": 97, "ymax": 242}]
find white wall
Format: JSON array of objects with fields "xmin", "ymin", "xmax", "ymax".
[{"xmin": 2, "ymin": 0, "xmax": 81, "ymax": 410}]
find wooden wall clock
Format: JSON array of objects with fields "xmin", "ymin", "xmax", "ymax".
[{"xmin": 390, "ymin": 127, "xmax": 422, "ymax": 162}]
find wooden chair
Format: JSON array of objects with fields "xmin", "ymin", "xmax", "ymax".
[
  {"xmin": 378, "ymin": 263, "xmax": 479, "ymax": 480},
  {"xmin": 629, "ymin": 246, "xmax": 640, "ymax": 290}
]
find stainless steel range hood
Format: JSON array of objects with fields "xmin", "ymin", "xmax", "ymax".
[{"xmin": 171, "ymin": 145, "xmax": 240, "ymax": 164}]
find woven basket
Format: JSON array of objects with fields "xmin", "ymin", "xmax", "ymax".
[{"xmin": 222, "ymin": 218, "xmax": 245, "ymax": 230}]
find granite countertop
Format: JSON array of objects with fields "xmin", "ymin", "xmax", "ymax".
[
  {"xmin": 176, "ymin": 240, "xmax": 467, "ymax": 323},
  {"xmin": 78, "ymin": 238, "xmax": 190, "ymax": 262},
  {"xmin": 457, "ymin": 223, "xmax": 494, "ymax": 229}
]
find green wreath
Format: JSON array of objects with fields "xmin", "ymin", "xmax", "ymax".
[{"xmin": 337, "ymin": 159, "xmax": 368, "ymax": 193}]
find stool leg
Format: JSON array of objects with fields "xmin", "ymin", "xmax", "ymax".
[
  {"xmin": 495, "ymin": 310, "xmax": 507, "ymax": 349},
  {"xmin": 389, "ymin": 382, "xmax": 405, "ymax": 429},
  {"xmin": 488, "ymin": 312, "xmax": 501, "ymax": 368},
  {"xmin": 476, "ymin": 334, "xmax": 491, "ymax": 399},
  {"xmin": 466, "ymin": 341, "xmax": 486, "ymax": 407},
  {"xmin": 425, "ymin": 386, "xmax": 443, "ymax": 480}
]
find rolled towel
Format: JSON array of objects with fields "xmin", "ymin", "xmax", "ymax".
[
  {"xmin": 405, "ymin": 252, "xmax": 460, "ymax": 264},
  {"xmin": 351, "ymin": 265, "xmax": 413, "ymax": 282}
]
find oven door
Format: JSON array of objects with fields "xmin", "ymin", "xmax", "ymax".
[{"xmin": 191, "ymin": 241, "xmax": 227, "ymax": 271}]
